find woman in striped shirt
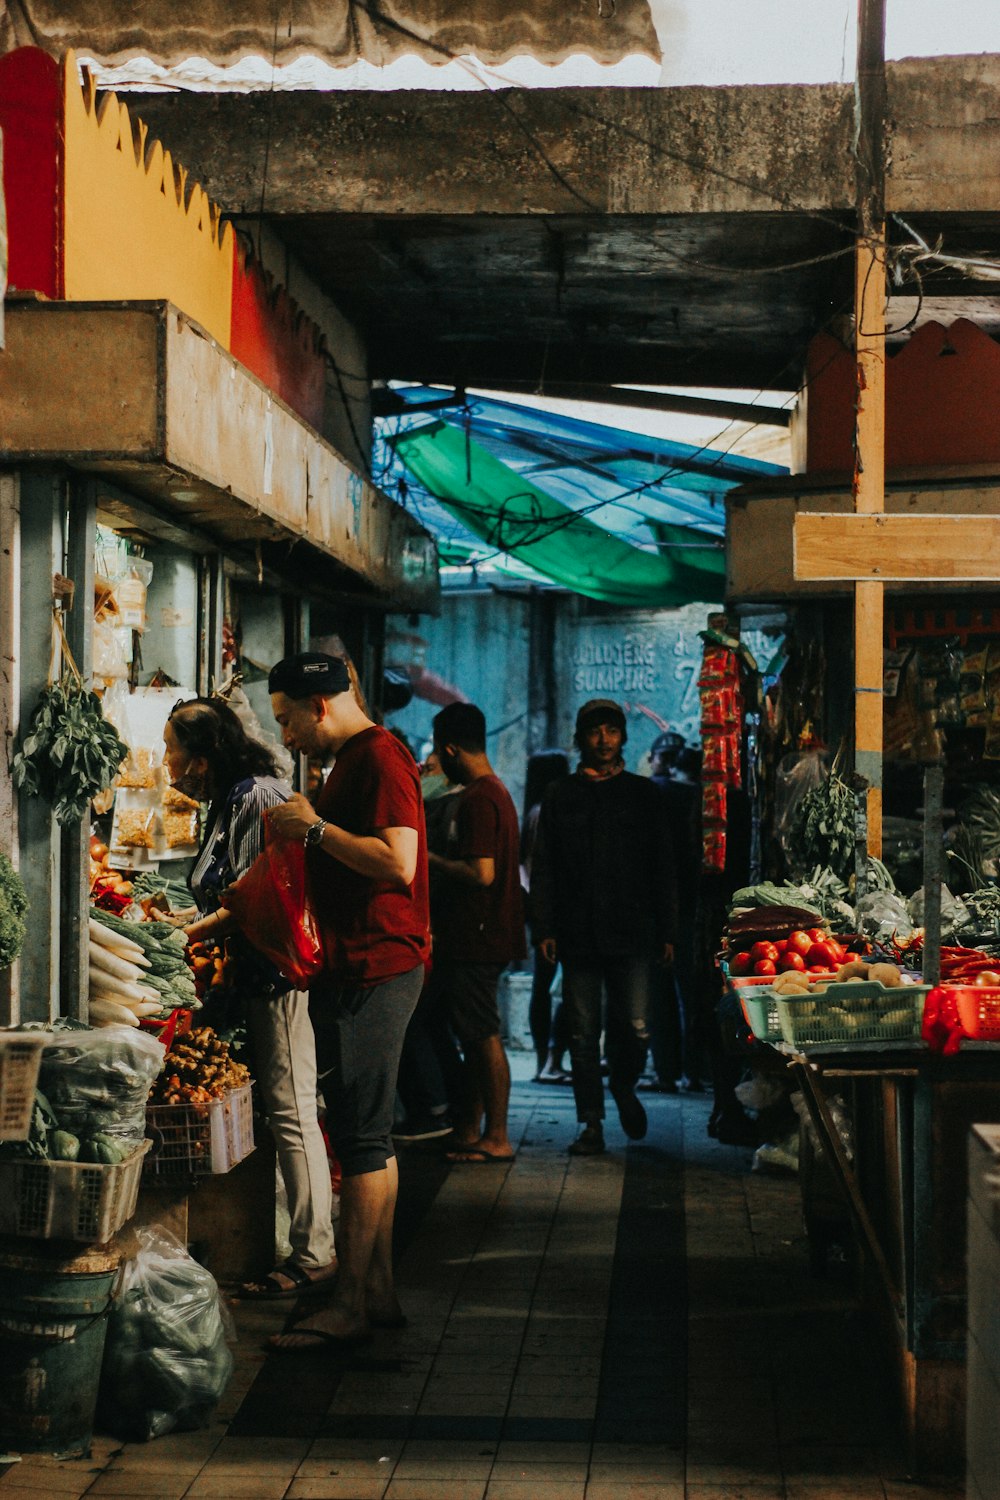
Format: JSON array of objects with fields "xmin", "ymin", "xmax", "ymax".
[{"xmin": 165, "ymin": 698, "xmax": 337, "ymax": 1298}]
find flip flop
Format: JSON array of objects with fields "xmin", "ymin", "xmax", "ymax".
[
  {"xmin": 267, "ymin": 1323, "xmax": 370, "ymax": 1353},
  {"xmin": 238, "ymin": 1261, "xmax": 337, "ymax": 1300},
  {"xmin": 445, "ymin": 1146, "xmax": 516, "ymax": 1165}
]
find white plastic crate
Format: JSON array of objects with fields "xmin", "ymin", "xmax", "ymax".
[
  {"xmin": 0, "ymin": 1032, "xmax": 47, "ymax": 1141},
  {"xmin": 0, "ymin": 1139, "xmax": 150, "ymax": 1242},
  {"xmin": 144, "ymin": 1083, "xmax": 255, "ymax": 1177}
]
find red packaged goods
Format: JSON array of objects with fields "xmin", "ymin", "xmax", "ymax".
[
  {"xmin": 701, "ymin": 737, "xmax": 728, "ymax": 777},
  {"xmin": 700, "ymin": 685, "xmax": 736, "ymax": 727},
  {"xmin": 698, "ymin": 647, "xmax": 733, "ymax": 686},
  {"xmin": 701, "ymin": 781, "xmax": 727, "ymax": 824},
  {"xmin": 702, "ymin": 827, "xmax": 727, "ymax": 871}
]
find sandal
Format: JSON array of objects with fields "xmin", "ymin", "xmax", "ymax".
[{"xmin": 238, "ymin": 1260, "xmax": 337, "ymax": 1300}]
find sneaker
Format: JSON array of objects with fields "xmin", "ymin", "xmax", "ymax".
[
  {"xmin": 392, "ymin": 1114, "xmax": 453, "ymax": 1142},
  {"xmin": 569, "ymin": 1124, "xmax": 605, "ymax": 1156},
  {"xmin": 611, "ymin": 1086, "xmax": 648, "ymax": 1141}
]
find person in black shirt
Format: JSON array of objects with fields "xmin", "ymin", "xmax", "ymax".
[{"xmin": 530, "ymin": 700, "xmax": 676, "ymax": 1156}]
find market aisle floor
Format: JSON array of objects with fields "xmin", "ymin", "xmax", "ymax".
[{"xmin": 0, "ymin": 1077, "xmax": 964, "ymax": 1500}]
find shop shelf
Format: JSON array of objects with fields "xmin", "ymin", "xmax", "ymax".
[
  {"xmin": 949, "ymin": 986, "xmax": 1000, "ymax": 1042},
  {"xmin": 775, "ymin": 982, "xmax": 929, "ymax": 1049},
  {"xmin": 144, "ymin": 1082, "xmax": 255, "ymax": 1177},
  {"xmin": 0, "ymin": 1032, "xmax": 46, "ymax": 1141},
  {"xmin": 0, "ymin": 1139, "xmax": 150, "ymax": 1243}
]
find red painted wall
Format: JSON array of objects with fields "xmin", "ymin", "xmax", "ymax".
[
  {"xmin": 0, "ymin": 47, "xmax": 63, "ymax": 297},
  {"xmin": 803, "ymin": 319, "xmax": 1000, "ymax": 473},
  {"xmin": 229, "ymin": 240, "xmax": 326, "ymax": 434}
]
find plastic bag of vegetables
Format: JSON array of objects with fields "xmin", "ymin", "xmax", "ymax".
[
  {"xmin": 38, "ymin": 1026, "xmax": 164, "ymax": 1153},
  {"xmin": 98, "ymin": 1225, "xmax": 234, "ymax": 1441}
]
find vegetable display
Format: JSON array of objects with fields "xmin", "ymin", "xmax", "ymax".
[
  {"xmin": 0, "ymin": 852, "xmax": 28, "ymax": 970},
  {"xmin": 13, "ymin": 675, "xmax": 128, "ymax": 825},
  {"xmin": 148, "ymin": 1028, "xmax": 250, "ymax": 1106},
  {"xmin": 90, "ymin": 908, "xmax": 199, "ymax": 1013}
]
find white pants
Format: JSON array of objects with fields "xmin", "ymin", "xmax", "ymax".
[{"xmin": 246, "ymin": 989, "xmax": 335, "ymax": 1271}]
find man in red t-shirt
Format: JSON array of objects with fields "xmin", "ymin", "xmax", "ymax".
[
  {"xmin": 264, "ymin": 652, "xmax": 430, "ymax": 1349},
  {"xmin": 429, "ymin": 702, "xmax": 525, "ymax": 1164}
]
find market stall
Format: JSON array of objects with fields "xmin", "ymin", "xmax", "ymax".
[{"xmin": 715, "ymin": 774, "xmax": 1000, "ymax": 1472}]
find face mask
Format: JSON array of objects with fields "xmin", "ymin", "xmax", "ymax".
[
  {"xmin": 421, "ymin": 773, "xmax": 450, "ymax": 802},
  {"xmin": 171, "ymin": 764, "xmax": 207, "ymax": 802}
]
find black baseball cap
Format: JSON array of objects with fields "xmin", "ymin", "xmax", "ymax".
[{"xmin": 268, "ymin": 652, "xmax": 351, "ymax": 699}]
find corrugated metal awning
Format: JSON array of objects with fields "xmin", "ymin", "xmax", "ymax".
[{"xmin": 0, "ymin": 1, "xmax": 660, "ymax": 69}]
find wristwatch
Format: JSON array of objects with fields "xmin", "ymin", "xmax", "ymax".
[{"xmin": 304, "ymin": 819, "xmax": 327, "ymax": 849}]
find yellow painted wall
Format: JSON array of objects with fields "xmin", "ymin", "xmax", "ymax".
[{"xmin": 61, "ymin": 53, "xmax": 233, "ymax": 348}]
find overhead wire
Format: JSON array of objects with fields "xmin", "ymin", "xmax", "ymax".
[{"xmin": 232, "ymin": 3, "xmax": 994, "ymax": 575}]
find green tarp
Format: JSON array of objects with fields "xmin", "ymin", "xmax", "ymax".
[{"xmin": 391, "ymin": 420, "xmax": 725, "ymax": 607}]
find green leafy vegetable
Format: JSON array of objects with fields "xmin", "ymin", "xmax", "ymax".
[
  {"xmin": 0, "ymin": 852, "xmax": 28, "ymax": 969},
  {"xmin": 12, "ymin": 676, "xmax": 128, "ymax": 825}
]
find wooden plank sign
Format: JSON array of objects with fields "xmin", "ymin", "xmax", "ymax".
[{"xmin": 794, "ymin": 513, "xmax": 1000, "ymax": 582}]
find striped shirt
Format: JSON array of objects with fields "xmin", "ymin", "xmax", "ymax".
[{"xmin": 190, "ymin": 775, "xmax": 289, "ymax": 911}]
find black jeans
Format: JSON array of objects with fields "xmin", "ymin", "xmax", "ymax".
[{"xmin": 562, "ymin": 955, "xmax": 652, "ymax": 1125}]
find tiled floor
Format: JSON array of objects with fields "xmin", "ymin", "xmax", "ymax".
[{"xmin": 0, "ymin": 1070, "xmax": 964, "ymax": 1499}]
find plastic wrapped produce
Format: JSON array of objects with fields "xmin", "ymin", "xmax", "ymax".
[
  {"xmin": 98, "ymin": 1226, "xmax": 234, "ymax": 1441},
  {"xmin": 37, "ymin": 1026, "xmax": 164, "ymax": 1151}
]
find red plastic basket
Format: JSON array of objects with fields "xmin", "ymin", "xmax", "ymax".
[{"xmin": 949, "ymin": 986, "xmax": 1000, "ymax": 1042}]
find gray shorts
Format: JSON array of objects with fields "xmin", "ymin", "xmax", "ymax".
[
  {"xmin": 309, "ymin": 965, "xmax": 423, "ymax": 1177},
  {"xmin": 435, "ymin": 960, "xmax": 505, "ymax": 1046}
]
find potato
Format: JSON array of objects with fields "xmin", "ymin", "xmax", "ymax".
[
  {"xmin": 836, "ymin": 960, "xmax": 870, "ymax": 982},
  {"xmin": 869, "ymin": 963, "xmax": 902, "ymax": 988}
]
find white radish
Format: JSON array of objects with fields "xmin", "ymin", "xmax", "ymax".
[
  {"xmin": 88, "ymin": 918, "xmax": 149, "ymax": 964},
  {"xmin": 134, "ymin": 1001, "xmax": 164, "ymax": 1018},
  {"xmin": 88, "ymin": 944, "xmax": 145, "ymax": 985},
  {"xmin": 88, "ymin": 997, "xmax": 140, "ymax": 1027},
  {"xmin": 89, "ymin": 969, "xmax": 148, "ymax": 1006}
]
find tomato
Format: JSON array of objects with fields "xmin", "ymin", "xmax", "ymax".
[
  {"xmin": 728, "ymin": 951, "xmax": 753, "ymax": 976},
  {"xmin": 807, "ymin": 941, "xmax": 840, "ymax": 969},
  {"xmin": 785, "ymin": 930, "xmax": 813, "ymax": 957},
  {"xmin": 750, "ymin": 941, "xmax": 779, "ymax": 964},
  {"xmin": 753, "ymin": 958, "xmax": 777, "ymax": 976},
  {"xmin": 808, "ymin": 964, "xmax": 832, "ymax": 974},
  {"xmin": 807, "ymin": 928, "xmax": 828, "ymax": 944},
  {"xmin": 778, "ymin": 951, "xmax": 806, "ymax": 972}
]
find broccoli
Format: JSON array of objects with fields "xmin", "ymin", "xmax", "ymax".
[{"xmin": 0, "ymin": 853, "xmax": 28, "ymax": 970}]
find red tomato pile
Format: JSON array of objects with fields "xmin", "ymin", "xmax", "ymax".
[{"xmin": 728, "ymin": 929, "xmax": 849, "ymax": 978}]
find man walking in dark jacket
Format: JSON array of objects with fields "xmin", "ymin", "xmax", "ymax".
[{"xmin": 530, "ymin": 699, "xmax": 676, "ymax": 1156}]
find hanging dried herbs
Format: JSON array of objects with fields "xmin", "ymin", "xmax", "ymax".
[
  {"xmin": 13, "ymin": 675, "xmax": 129, "ymax": 826},
  {"xmin": 788, "ymin": 766, "xmax": 856, "ymax": 882}
]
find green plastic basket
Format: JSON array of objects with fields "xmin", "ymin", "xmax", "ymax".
[
  {"xmin": 738, "ymin": 988, "xmax": 783, "ymax": 1042},
  {"xmin": 775, "ymin": 982, "xmax": 928, "ymax": 1048}
]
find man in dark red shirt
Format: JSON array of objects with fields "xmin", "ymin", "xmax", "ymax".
[
  {"xmin": 429, "ymin": 702, "xmax": 525, "ymax": 1164},
  {"xmin": 265, "ymin": 653, "xmax": 430, "ymax": 1348}
]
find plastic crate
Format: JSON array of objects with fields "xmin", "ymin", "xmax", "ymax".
[
  {"xmin": 949, "ymin": 986, "xmax": 1000, "ymax": 1042},
  {"xmin": 0, "ymin": 1032, "xmax": 46, "ymax": 1141},
  {"xmin": 0, "ymin": 1140, "xmax": 150, "ymax": 1243},
  {"xmin": 775, "ymin": 982, "xmax": 928, "ymax": 1049},
  {"xmin": 738, "ymin": 989, "xmax": 783, "ymax": 1043},
  {"xmin": 144, "ymin": 1083, "xmax": 255, "ymax": 1177}
]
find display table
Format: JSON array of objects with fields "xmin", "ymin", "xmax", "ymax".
[{"xmin": 779, "ymin": 1041, "xmax": 1000, "ymax": 1473}]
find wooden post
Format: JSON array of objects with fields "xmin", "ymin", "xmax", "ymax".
[{"xmin": 853, "ymin": 0, "xmax": 888, "ymax": 859}]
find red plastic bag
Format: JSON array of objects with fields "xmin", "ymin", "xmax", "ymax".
[{"xmin": 222, "ymin": 816, "xmax": 324, "ymax": 986}]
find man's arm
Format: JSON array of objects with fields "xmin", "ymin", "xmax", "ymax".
[
  {"xmin": 528, "ymin": 794, "xmax": 557, "ymax": 960},
  {"xmin": 427, "ymin": 851, "xmax": 495, "ymax": 887},
  {"xmin": 269, "ymin": 792, "xmax": 418, "ymax": 887}
]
